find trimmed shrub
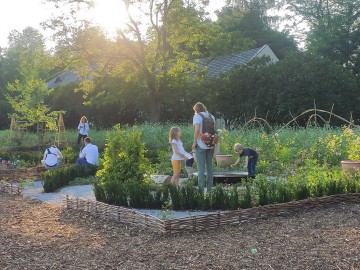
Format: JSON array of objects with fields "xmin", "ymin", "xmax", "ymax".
[{"xmin": 43, "ymin": 164, "xmax": 97, "ymax": 192}]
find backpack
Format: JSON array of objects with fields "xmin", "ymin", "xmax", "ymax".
[
  {"xmin": 198, "ymin": 112, "xmax": 219, "ymax": 147},
  {"xmin": 45, "ymin": 148, "xmax": 58, "ymax": 167}
]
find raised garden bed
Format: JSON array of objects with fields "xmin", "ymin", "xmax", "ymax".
[{"xmin": 65, "ymin": 193, "xmax": 360, "ymax": 233}]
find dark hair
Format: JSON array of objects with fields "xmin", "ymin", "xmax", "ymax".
[{"xmin": 84, "ymin": 137, "xmax": 91, "ymax": 143}]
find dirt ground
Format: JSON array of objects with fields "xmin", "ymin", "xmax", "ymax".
[{"xmin": 0, "ymin": 192, "xmax": 359, "ymax": 270}]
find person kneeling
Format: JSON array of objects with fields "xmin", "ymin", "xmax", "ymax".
[
  {"xmin": 76, "ymin": 137, "xmax": 99, "ymax": 166},
  {"xmin": 42, "ymin": 145, "xmax": 63, "ymax": 170}
]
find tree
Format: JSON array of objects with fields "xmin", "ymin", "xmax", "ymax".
[
  {"xmin": 208, "ymin": 52, "xmax": 360, "ymax": 126},
  {"xmin": 217, "ymin": 0, "xmax": 298, "ymax": 59},
  {"xmin": 280, "ymin": 0, "xmax": 360, "ymax": 74},
  {"xmin": 44, "ymin": 0, "xmax": 253, "ymax": 123},
  {"xmin": 5, "ymin": 28, "xmax": 60, "ymax": 131}
]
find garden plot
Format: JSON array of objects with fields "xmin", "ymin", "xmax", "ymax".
[{"xmin": 17, "ymin": 180, "xmax": 216, "ymax": 219}]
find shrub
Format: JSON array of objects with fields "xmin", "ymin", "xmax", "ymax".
[
  {"xmin": 61, "ymin": 146, "xmax": 78, "ymax": 164},
  {"xmin": 97, "ymin": 125, "xmax": 151, "ymax": 184},
  {"xmin": 210, "ymin": 185, "xmax": 230, "ymax": 210},
  {"xmin": 43, "ymin": 164, "xmax": 97, "ymax": 192},
  {"xmin": 239, "ymin": 182, "xmax": 252, "ymax": 209}
]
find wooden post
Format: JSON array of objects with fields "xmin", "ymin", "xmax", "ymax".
[{"xmin": 54, "ymin": 113, "xmax": 68, "ymax": 147}]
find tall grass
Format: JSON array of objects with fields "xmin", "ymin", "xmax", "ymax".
[{"xmin": 1, "ymin": 125, "xmax": 358, "ymax": 176}]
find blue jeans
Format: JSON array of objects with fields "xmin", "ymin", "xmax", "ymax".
[
  {"xmin": 247, "ymin": 156, "xmax": 258, "ymax": 177},
  {"xmin": 195, "ymin": 145, "xmax": 214, "ymax": 191},
  {"xmin": 76, "ymin": 157, "xmax": 91, "ymax": 166}
]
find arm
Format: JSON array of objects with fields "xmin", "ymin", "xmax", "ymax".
[
  {"xmin": 172, "ymin": 143, "xmax": 188, "ymax": 160},
  {"xmin": 192, "ymin": 123, "xmax": 200, "ymax": 151},
  {"xmin": 58, "ymin": 150, "xmax": 63, "ymax": 160},
  {"xmin": 244, "ymin": 156, "xmax": 249, "ymax": 167},
  {"xmin": 79, "ymin": 147, "xmax": 85, "ymax": 158},
  {"xmin": 230, "ymin": 157, "xmax": 241, "ymax": 168},
  {"xmin": 84, "ymin": 123, "xmax": 89, "ymax": 133}
]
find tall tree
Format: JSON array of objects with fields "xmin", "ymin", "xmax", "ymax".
[
  {"xmin": 280, "ymin": 0, "xmax": 360, "ymax": 74},
  {"xmin": 44, "ymin": 0, "xmax": 253, "ymax": 123},
  {"xmin": 217, "ymin": 0, "xmax": 298, "ymax": 59},
  {"xmin": 4, "ymin": 28, "xmax": 60, "ymax": 130}
]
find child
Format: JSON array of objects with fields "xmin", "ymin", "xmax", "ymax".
[
  {"xmin": 230, "ymin": 143, "xmax": 258, "ymax": 179},
  {"xmin": 185, "ymin": 151, "xmax": 196, "ymax": 179},
  {"xmin": 169, "ymin": 127, "xmax": 192, "ymax": 186}
]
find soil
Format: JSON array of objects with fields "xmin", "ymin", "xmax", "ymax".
[{"xmin": 1, "ymin": 192, "xmax": 359, "ymax": 270}]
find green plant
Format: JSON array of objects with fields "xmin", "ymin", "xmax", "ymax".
[
  {"xmin": 239, "ymin": 182, "xmax": 252, "ymax": 209},
  {"xmin": 69, "ymin": 175, "xmax": 98, "ymax": 186},
  {"xmin": 344, "ymin": 128, "xmax": 360, "ymax": 160},
  {"xmin": 43, "ymin": 164, "xmax": 97, "ymax": 192},
  {"xmin": 97, "ymin": 125, "xmax": 151, "ymax": 184},
  {"xmin": 61, "ymin": 146, "xmax": 78, "ymax": 164},
  {"xmin": 210, "ymin": 185, "xmax": 230, "ymax": 210}
]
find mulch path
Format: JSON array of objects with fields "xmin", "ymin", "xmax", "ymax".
[{"xmin": 1, "ymin": 192, "xmax": 359, "ymax": 270}]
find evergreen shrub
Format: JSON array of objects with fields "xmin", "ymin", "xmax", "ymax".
[{"xmin": 43, "ymin": 164, "xmax": 97, "ymax": 192}]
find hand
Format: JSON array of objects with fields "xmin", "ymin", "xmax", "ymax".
[
  {"xmin": 230, "ymin": 164, "xmax": 235, "ymax": 168},
  {"xmin": 192, "ymin": 143, "xmax": 197, "ymax": 151}
]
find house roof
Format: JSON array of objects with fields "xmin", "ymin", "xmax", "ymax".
[
  {"xmin": 47, "ymin": 45, "xmax": 278, "ymax": 88},
  {"xmin": 47, "ymin": 69, "xmax": 81, "ymax": 89},
  {"xmin": 203, "ymin": 44, "xmax": 278, "ymax": 77}
]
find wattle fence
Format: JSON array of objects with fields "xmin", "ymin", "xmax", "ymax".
[
  {"xmin": 0, "ymin": 182, "xmax": 21, "ymax": 195},
  {"xmin": 64, "ymin": 193, "xmax": 360, "ymax": 233},
  {"xmin": 0, "ymin": 166, "xmax": 45, "ymax": 182}
]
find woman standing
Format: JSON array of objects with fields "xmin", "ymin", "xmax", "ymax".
[
  {"xmin": 77, "ymin": 116, "xmax": 89, "ymax": 145},
  {"xmin": 191, "ymin": 102, "xmax": 215, "ymax": 191}
]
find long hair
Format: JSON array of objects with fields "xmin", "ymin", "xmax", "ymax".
[
  {"xmin": 193, "ymin": 102, "xmax": 207, "ymax": 113},
  {"xmin": 169, "ymin": 126, "xmax": 180, "ymax": 143},
  {"xmin": 80, "ymin": 116, "xmax": 88, "ymax": 122}
]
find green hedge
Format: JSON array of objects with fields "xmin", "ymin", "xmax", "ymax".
[
  {"xmin": 43, "ymin": 164, "xmax": 97, "ymax": 192},
  {"xmin": 93, "ymin": 172, "xmax": 360, "ymax": 211}
]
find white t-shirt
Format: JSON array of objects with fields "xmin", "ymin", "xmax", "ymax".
[
  {"xmin": 80, "ymin": 143, "xmax": 99, "ymax": 165},
  {"xmin": 193, "ymin": 112, "xmax": 215, "ymax": 149},
  {"xmin": 43, "ymin": 146, "xmax": 62, "ymax": 167},
  {"xmin": 78, "ymin": 122, "xmax": 89, "ymax": 135},
  {"xmin": 171, "ymin": 139, "xmax": 192, "ymax": 160}
]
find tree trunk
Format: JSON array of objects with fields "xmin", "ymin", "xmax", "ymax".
[{"xmin": 148, "ymin": 91, "xmax": 161, "ymax": 123}]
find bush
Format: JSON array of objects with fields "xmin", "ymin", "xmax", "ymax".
[
  {"xmin": 95, "ymin": 126, "xmax": 152, "ymax": 205},
  {"xmin": 43, "ymin": 164, "xmax": 97, "ymax": 192},
  {"xmin": 61, "ymin": 146, "xmax": 78, "ymax": 164}
]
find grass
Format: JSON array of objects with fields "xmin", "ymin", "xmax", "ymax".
[{"xmin": 1, "ymin": 125, "xmax": 359, "ymax": 176}]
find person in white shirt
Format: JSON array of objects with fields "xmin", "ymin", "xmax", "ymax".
[
  {"xmin": 169, "ymin": 126, "xmax": 192, "ymax": 186},
  {"xmin": 191, "ymin": 102, "xmax": 215, "ymax": 191},
  {"xmin": 42, "ymin": 145, "xmax": 63, "ymax": 169},
  {"xmin": 76, "ymin": 137, "xmax": 99, "ymax": 166},
  {"xmin": 77, "ymin": 116, "xmax": 89, "ymax": 145}
]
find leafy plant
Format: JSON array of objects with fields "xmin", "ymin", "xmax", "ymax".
[{"xmin": 43, "ymin": 164, "xmax": 97, "ymax": 192}]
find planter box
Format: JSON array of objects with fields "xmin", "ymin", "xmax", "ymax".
[
  {"xmin": 215, "ymin": 154, "xmax": 233, "ymax": 168},
  {"xmin": 341, "ymin": 160, "xmax": 360, "ymax": 170}
]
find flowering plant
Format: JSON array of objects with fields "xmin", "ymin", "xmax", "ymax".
[{"xmin": 343, "ymin": 128, "xmax": 360, "ymax": 161}]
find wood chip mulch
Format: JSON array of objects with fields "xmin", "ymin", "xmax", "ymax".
[{"xmin": 0, "ymin": 192, "xmax": 359, "ymax": 270}]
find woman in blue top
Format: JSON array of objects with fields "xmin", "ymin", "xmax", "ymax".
[{"xmin": 230, "ymin": 143, "xmax": 258, "ymax": 179}]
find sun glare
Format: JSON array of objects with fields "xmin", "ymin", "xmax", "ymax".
[{"xmin": 89, "ymin": 0, "xmax": 128, "ymax": 36}]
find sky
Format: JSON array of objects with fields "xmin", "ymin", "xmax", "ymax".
[{"xmin": 0, "ymin": 0, "xmax": 226, "ymax": 49}]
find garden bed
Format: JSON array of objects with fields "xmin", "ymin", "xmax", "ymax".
[
  {"xmin": 1, "ymin": 191, "xmax": 359, "ymax": 269},
  {"xmin": 65, "ymin": 193, "xmax": 360, "ymax": 233}
]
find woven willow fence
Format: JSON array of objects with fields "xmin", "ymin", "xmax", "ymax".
[
  {"xmin": 65, "ymin": 193, "xmax": 360, "ymax": 233},
  {"xmin": 0, "ymin": 167, "xmax": 44, "ymax": 182},
  {"xmin": 0, "ymin": 183, "xmax": 21, "ymax": 195}
]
